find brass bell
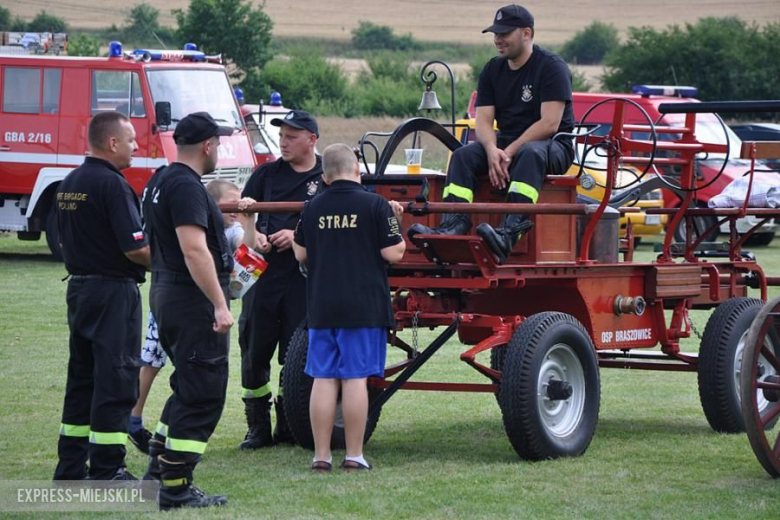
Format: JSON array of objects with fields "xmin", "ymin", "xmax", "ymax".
[{"xmin": 418, "ymin": 89, "xmax": 442, "ymax": 111}]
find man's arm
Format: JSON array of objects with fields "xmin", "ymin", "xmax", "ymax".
[
  {"xmin": 292, "ymin": 242, "xmax": 307, "ymax": 264},
  {"xmin": 175, "ymin": 225, "xmax": 233, "ymax": 333},
  {"xmin": 503, "ymin": 100, "xmax": 566, "ymax": 158},
  {"xmin": 380, "ymin": 241, "xmax": 406, "ymax": 264},
  {"xmin": 125, "ymin": 246, "xmax": 151, "ymax": 270}
]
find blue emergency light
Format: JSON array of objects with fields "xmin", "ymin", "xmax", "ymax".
[
  {"xmin": 109, "ymin": 41, "xmax": 123, "ymax": 58},
  {"xmin": 130, "ymin": 48, "xmax": 207, "ymax": 62},
  {"xmin": 269, "ymin": 91, "xmax": 282, "ymax": 106},
  {"xmin": 234, "ymin": 87, "xmax": 245, "ymax": 105},
  {"xmin": 632, "ymin": 85, "xmax": 698, "ymax": 98}
]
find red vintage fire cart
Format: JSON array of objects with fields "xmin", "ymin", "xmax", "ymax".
[{"xmin": 236, "ymin": 99, "xmax": 780, "ymax": 465}]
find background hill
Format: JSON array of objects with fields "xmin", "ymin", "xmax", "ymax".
[{"xmin": 4, "ymin": 0, "xmax": 780, "ymax": 46}]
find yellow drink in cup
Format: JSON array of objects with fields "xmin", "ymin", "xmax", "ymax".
[{"xmin": 405, "ymin": 148, "xmax": 423, "ymax": 174}]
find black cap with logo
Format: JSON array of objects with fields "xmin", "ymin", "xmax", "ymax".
[
  {"xmin": 271, "ymin": 110, "xmax": 319, "ymax": 137},
  {"xmin": 173, "ymin": 112, "xmax": 234, "ymax": 145},
  {"xmin": 482, "ymin": 4, "xmax": 534, "ymax": 34}
]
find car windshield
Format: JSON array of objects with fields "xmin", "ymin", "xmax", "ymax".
[{"xmin": 146, "ymin": 69, "xmax": 243, "ymax": 130}]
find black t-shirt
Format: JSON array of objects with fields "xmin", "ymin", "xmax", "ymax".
[
  {"xmin": 294, "ymin": 180, "xmax": 403, "ymax": 328},
  {"xmin": 56, "ymin": 157, "xmax": 147, "ymax": 281},
  {"xmin": 242, "ymin": 155, "xmax": 322, "ymax": 273},
  {"xmin": 142, "ymin": 162, "xmax": 231, "ymax": 280},
  {"xmin": 476, "ymin": 45, "xmax": 574, "ymax": 144}
]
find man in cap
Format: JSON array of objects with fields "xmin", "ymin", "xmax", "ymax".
[
  {"xmin": 142, "ymin": 111, "xmax": 234, "ymax": 510},
  {"xmin": 409, "ymin": 4, "xmax": 575, "ymax": 265},
  {"xmin": 53, "ymin": 110, "xmax": 150, "ymax": 482},
  {"xmin": 238, "ymin": 110, "xmax": 323, "ymax": 449}
]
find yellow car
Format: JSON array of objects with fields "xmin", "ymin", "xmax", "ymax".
[{"xmin": 452, "ymin": 118, "xmax": 666, "ymax": 240}]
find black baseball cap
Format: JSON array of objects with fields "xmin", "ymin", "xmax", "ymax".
[
  {"xmin": 271, "ymin": 110, "xmax": 319, "ymax": 137},
  {"xmin": 173, "ymin": 112, "xmax": 234, "ymax": 145},
  {"xmin": 482, "ymin": 4, "xmax": 534, "ymax": 34}
]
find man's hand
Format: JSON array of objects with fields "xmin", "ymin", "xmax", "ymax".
[
  {"xmin": 486, "ymin": 146, "xmax": 511, "ymax": 189},
  {"xmin": 388, "ymin": 200, "xmax": 404, "ymax": 220},
  {"xmin": 213, "ymin": 304, "xmax": 233, "ymax": 334},
  {"xmin": 237, "ymin": 197, "xmax": 256, "ymax": 211},
  {"xmin": 255, "ymin": 233, "xmax": 272, "ymax": 254},
  {"xmin": 269, "ymin": 229, "xmax": 295, "ymax": 251}
]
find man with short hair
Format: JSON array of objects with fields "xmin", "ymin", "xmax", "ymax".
[
  {"xmin": 53, "ymin": 110, "xmax": 150, "ymax": 481},
  {"xmin": 293, "ymin": 144, "xmax": 405, "ymax": 472},
  {"xmin": 238, "ymin": 110, "xmax": 323, "ymax": 449},
  {"xmin": 142, "ymin": 111, "xmax": 234, "ymax": 510},
  {"xmin": 409, "ymin": 4, "xmax": 575, "ymax": 265}
]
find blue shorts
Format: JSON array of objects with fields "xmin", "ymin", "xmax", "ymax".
[{"xmin": 305, "ymin": 328, "xmax": 387, "ymax": 379}]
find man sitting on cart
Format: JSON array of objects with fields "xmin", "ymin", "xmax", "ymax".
[{"xmin": 408, "ymin": 4, "xmax": 575, "ymax": 264}]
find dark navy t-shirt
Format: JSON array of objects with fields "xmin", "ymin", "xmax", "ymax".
[
  {"xmin": 56, "ymin": 157, "xmax": 147, "ymax": 281},
  {"xmin": 142, "ymin": 162, "xmax": 231, "ymax": 279},
  {"xmin": 294, "ymin": 180, "xmax": 403, "ymax": 328},
  {"xmin": 476, "ymin": 45, "xmax": 574, "ymax": 144}
]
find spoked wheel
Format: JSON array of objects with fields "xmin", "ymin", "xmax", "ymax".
[
  {"xmin": 282, "ymin": 326, "xmax": 384, "ymax": 451},
  {"xmin": 498, "ymin": 312, "xmax": 600, "ymax": 460},
  {"xmin": 698, "ymin": 298, "xmax": 767, "ymax": 433},
  {"xmin": 740, "ymin": 297, "xmax": 780, "ymax": 477}
]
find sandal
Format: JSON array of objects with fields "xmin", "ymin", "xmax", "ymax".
[
  {"xmin": 311, "ymin": 460, "xmax": 332, "ymax": 473},
  {"xmin": 340, "ymin": 459, "xmax": 372, "ymax": 472}
]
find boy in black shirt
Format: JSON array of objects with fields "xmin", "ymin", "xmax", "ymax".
[
  {"xmin": 409, "ymin": 4, "xmax": 575, "ymax": 265},
  {"xmin": 293, "ymin": 144, "xmax": 405, "ymax": 471}
]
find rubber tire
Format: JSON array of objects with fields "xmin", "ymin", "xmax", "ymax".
[
  {"xmin": 45, "ymin": 210, "xmax": 64, "ymax": 262},
  {"xmin": 672, "ymin": 208, "xmax": 719, "ymax": 243},
  {"xmin": 698, "ymin": 297, "xmax": 765, "ymax": 433},
  {"xmin": 498, "ymin": 312, "xmax": 600, "ymax": 460},
  {"xmin": 490, "ymin": 344, "xmax": 507, "ymax": 403},
  {"xmin": 282, "ymin": 326, "xmax": 382, "ymax": 451},
  {"xmin": 744, "ymin": 232, "xmax": 775, "ymax": 247}
]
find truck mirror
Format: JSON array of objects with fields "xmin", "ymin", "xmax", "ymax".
[{"xmin": 155, "ymin": 102, "xmax": 172, "ymax": 127}]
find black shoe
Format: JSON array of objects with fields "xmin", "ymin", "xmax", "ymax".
[
  {"xmin": 407, "ymin": 213, "xmax": 472, "ymax": 240},
  {"xmin": 273, "ymin": 397, "xmax": 296, "ymax": 444},
  {"xmin": 239, "ymin": 398, "xmax": 274, "ymax": 450},
  {"xmin": 128, "ymin": 427, "xmax": 152, "ymax": 455},
  {"xmin": 159, "ymin": 484, "xmax": 227, "ymax": 511},
  {"xmin": 143, "ymin": 439, "xmax": 165, "ymax": 481},
  {"xmin": 476, "ymin": 219, "xmax": 533, "ymax": 265},
  {"xmin": 110, "ymin": 467, "xmax": 138, "ymax": 481}
]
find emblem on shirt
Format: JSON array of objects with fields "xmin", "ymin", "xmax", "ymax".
[
  {"xmin": 306, "ymin": 180, "xmax": 318, "ymax": 196},
  {"xmin": 521, "ymin": 85, "xmax": 533, "ymax": 103},
  {"xmin": 388, "ymin": 216, "xmax": 401, "ymax": 237}
]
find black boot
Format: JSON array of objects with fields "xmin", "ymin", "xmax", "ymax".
[
  {"xmin": 476, "ymin": 215, "xmax": 534, "ymax": 265},
  {"xmin": 408, "ymin": 213, "xmax": 472, "ymax": 240},
  {"xmin": 158, "ymin": 456, "xmax": 227, "ymax": 511},
  {"xmin": 143, "ymin": 438, "xmax": 165, "ymax": 481},
  {"xmin": 272, "ymin": 396, "xmax": 295, "ymax": 444},
  {"xmin": 239, "ymin": 398, "xmax": 274, "ymax": 450}
]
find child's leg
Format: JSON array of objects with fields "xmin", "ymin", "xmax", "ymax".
[
  {"xmin": 132, "ymin": 365, "xmax": 162, "ymax": 417},
  {"xmin": 310, "ymin": 378, "xmax": 339, "ymax": 462},
  {"xmin": 341, "ymin": 378, "xmax": 368, "ymax": 458}
]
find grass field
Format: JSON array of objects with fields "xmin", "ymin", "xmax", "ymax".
[
  {"xmin": 6, "ymin": 0, "xmax": 780, "ymax": 46},
  {"xmin": 2, "ymin": 231, "xmax": 780, "ymax": 517}
]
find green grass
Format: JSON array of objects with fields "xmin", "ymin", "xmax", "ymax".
[{"xmin": 2, "ymin": 233, "xmax": 780, "ymax": 518}]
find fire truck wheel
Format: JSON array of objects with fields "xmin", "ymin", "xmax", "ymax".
[
  {"xmin": 739, "ymin": 296, "xmax": 780, "ymax": 477},
  {"xmin": 498, "ymin": 312, "xmax": 600, "ymax": 460},
  {"xmin": 45, "ymin": 210, "xmax": 64, "ymax": 262},
  {"xmin": 490, "ymin": 344, "xmax": 507, "ymax": 403},
  {"xmin": 282, "ymin": 326, "xmax": 383, "ymax": 451},
  {"xmin": 699, "ymin": 297, "xmax": 778, "ymax": 433}
]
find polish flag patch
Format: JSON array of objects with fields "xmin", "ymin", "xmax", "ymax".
[{"xmin": 133, "ymin": 231, "xmax": 144, "ymax": 241}]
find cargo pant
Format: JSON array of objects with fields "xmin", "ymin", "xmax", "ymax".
[
  {"xmin": 149, "ymin": 273, "xmax": 230, "ymax": 463},
  {"xmin": 53, "ymin": 276, "xmax": 141, "ymax": 481},
  {"xmin": 443, "ymin": 138, "xmax": 574, "ymax": 205}
]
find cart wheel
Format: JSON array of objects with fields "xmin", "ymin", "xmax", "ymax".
[
  {"xmin": 490, "ymin": 344, "xmax": 507, "ymax": 403},
  {"xmin": 498, "ymin": 312, "xmax": 600, "ymax": 460},
  {"xmin": 698, "ymin": 297, "xmax": 768, "ymax": 433},
  {"xmin": 739, "ymin": 297, "xmax": 780, "ymax": 477},
  {"xmin": 282, "ymin": 326, "xmax": 383, "ymax": 451}
]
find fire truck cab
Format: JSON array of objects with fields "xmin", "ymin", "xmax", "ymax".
[{"xmin": 0, "ymin": 42, "xmax": 256, "ymax": 258}]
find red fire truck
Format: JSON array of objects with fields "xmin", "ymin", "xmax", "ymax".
[{"xmin": 0, "ymin": 42, "xmax": 256, "ymax": 258}]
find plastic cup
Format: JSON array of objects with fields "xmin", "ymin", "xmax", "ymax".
[{"xmin": 405, "ymin": 148, "xmax": 423, "ymax": 174}]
